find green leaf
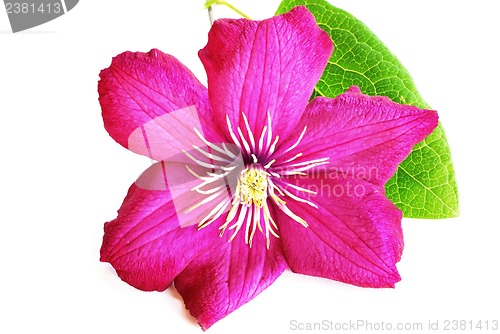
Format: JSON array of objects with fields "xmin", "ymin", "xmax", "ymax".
[{"xmin": 277, "ymin": 0, "xmax": 459, "ymax": 218}]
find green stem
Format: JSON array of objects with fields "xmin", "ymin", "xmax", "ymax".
[
  {"xmin": 204, "ymin": 0, "xmax": 252, "ymax": 20},
  {"xmin": 207, "ymin": 5, "xmax": 214, "ymax": 25}
]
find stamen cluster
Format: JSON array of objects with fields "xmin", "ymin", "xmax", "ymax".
[{"xmin": 184, "ymin": 112, "xmax": 329, "ymax": 248}]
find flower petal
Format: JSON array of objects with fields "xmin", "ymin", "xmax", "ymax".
[
  {"xmin": 275, "ymin": 174, "xmax": 403, "ymax": 288},
  {"xmin": 100, "ymin": 163, "xmax": 226, "ymax": 292},
  {"xmin": 276, "ymin": 86, "xmax": 439, "ymax": 184},
  {"xmin": 174, "ymin": 228, "xmax": 287, "ymax": 330},
  {"xmin": 98, "ymin": 49, "xmax": 222, "ymax": 158},
  {"xmin": 199, "ymin": 6, "xmax": 333, "ymax": 146}
]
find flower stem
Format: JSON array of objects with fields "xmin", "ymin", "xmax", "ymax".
[
  {"xmin": 207, "ymin": 5, "xmax": 215, "ymax": 25},
  {"xmin": 204, "ymin": 0, "xmax": 252, "ymax": 22}
]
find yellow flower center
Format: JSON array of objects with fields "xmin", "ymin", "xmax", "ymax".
[{"xmin": 238, "ymin": 168, "xmax": 268, "ymax": 208}]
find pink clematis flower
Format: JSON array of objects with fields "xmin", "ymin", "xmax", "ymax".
[{"xmin": 98, "ymin": 6, "xmax": 438, "ymax": 330}]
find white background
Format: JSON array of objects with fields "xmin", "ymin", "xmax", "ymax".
[{"xmin": 1, "ymin": 1, "xmax": 499, "ymax": 333}]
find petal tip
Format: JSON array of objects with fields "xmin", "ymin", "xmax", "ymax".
[
  {"xmin": 285, "ymin": 5, "xmax": 334, "ymax": 56},
  {"xmin": 346, "ymin": 85, "xmax": 362, "ymax": 94}
]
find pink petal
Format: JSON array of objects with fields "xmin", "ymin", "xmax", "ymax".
[
  {"xmin": 199, "ymin": 6, "xmax": 333, "ymax": 146},
  {"xmin": 98, "ymin": 49, "xmax": 222, "ymax": 158},
  {"xmin": 275, "ymin": 174, "xmax": 403, "ymax": 288},
  {"xmin": 100, "ymin": 163, "xmax": 225, "ymax": 292},
  {"xmin": 276, "ymin": 86, "xmax": 439, "ymax": 184},
  {"xmin": 174, "ymin": 228, "xmax": 287, "ymax": 330}
]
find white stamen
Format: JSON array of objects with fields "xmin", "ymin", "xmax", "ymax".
[
  {"xmin": 268, "ymin": 178, "xmax": 285, "ymax": 197},
  {"xmin": 206, "ymin": 169, "xmax": 232, "ymax": 178},
  {"xmin": 279, "ymin": 158, "xmax": 330, "ymax": 176},
  {"xmin": 186, "ymin": 189, "xmax": 225, "ymax": 213},
  {"xmin": 244, "ymin": 205, "xmax": 253, "ymax": 245},
  {"xmin": 226, "ymin": 115, "xmax": 243, "ymax": 151},
  {"xmin": 281, "ymin": 182, "xmax": 318, "ymax": 195},
  {"xmin": 269, "ymin": 171, "xmax": 281, "ymax": 178},
  {"xmin": 198, "ymin": 198, "xmax": 231, "ymax": 229},
  {"xmin": 285, "ymin": 157, "xmax": 330, "ymax": 168},
  {"xmin": 241, "ymin": 113, "xmax": 256, "ymax": 150},
  {"xmin": 266, "ymin": 112, "xmax": 273, "ymax": 153},
  {"xmin": 275, "ymin": 202, "xmax": 308, "ymax": 228},
  {"xmin": 282, "ymin": 126, "xmax": 308, "ymax": 154},
  {"xmin": 193, "ymin": 184, "xmax": 227, "ymax": 195},
  {"xmin": 191, "ymin": 171, "xmax": 226, "ymax": 191},
  {"xmin": 248, "ymin": 205, "xmax": 260, "ymax": 247},
  {"xmin": 221, "ymin": 165, "xmax": 237, "ymax": 172},
  {"xmin": 222, "ymin": 143, "xmax": 238, "ymax": 159},
  {"xmin": 221, "ymin": 196, "xmax": 240, "ymax": 232},
  {"xmin": 267, "ymin": 135, "xmax": 279, "ymax": 156},
  {"xmin": 281, "ymin": 171, "xmax": 307, "ymax": 176},
  {"xmin": 258, "ymin": 125, "xmax": 268, "ymax": 154},
  {"xmin": 280, "ymin": 186, "xmax": 318, "ymax": 208},
  {"xmin": 282, "ymin": 161, "xmax": 329, "ymax": 174},
  {"xmin": 251, "ymin": 154, "xmax": 258, "ymax": 163},
  {"xmin": 193, "ymin": 127, "xmax": 226, "ymax": 156},
  {"xmin": 264, "ymin": 159, "xmax": 276, "ymax": 169},
  {"xmin": 237, "ymin": 126, "xmax": 252, "ymax": 156},
  {"xmin": 182, "ymin": 149, "xmax": 220, "ymax": 169},
  {"xmin": 192, "ymin": 145, "xmax": 231, "ymax": 163},
  {"xmin": 276, "ymin": 152, "xmax": 303, "ymax": 166},
  {"xmin": 263, "ymin": 204, "xmax": 279, "ymax": 249},
  {"xmin": 185, "ymin": 165, "xmax": 207, "ymax": 180},
  {"xmin": 228, "ymin": 205, "xmax": 248, "ymax": 242}
]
